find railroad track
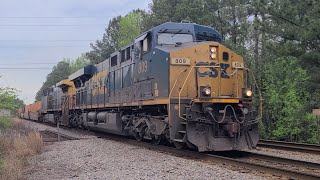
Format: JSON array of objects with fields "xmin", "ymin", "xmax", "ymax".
[
  {"xmin": 22, "ymin": 119, "xmax": 320, "ymax": 179},
  {"xmin": 258, "ymin": 139, "xmax": 320, "ymax": 155},
  {"xmin": 94, "ymin": 132, "xmax": 320, "ymax": 180},
  {"xmin": 40, "ymin": 130, "xmax": 79, "ymax": 143},
  {"xmin": 215, "ymin": 151, "xmax": 320, "ymax": 180}
]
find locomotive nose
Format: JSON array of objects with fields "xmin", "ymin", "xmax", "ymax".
[{"xmin": 196, "ymin": 45, "xmax": 241, "ymax": 98}]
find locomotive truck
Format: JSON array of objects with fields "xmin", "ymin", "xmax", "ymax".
[{"xmin": 19, "ymin": 22, "xmax": 259, "ymax": 152}]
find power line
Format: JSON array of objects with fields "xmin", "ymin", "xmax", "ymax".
[
  {"xmin": 0, "ymin": 40, "xmax": 95, "ymax": 42},
  {"xmin": 0, "ymin": 16, "xmax": 105, "ymax": 19},
  {"xmin": 0, "ymin": 24, "xmax": 107, "ymax": 27},
  {"xmin": 0, "ymin": 46, "xmax": 89, "ymax": 48},
  {"xmin": 0, "ymin": 63, "xmax": 57, "ymax": 65},
  {"xmin": 0, "ymin": 57, "xmax": 68, "ymax": 59},
  {"xmin": 0, "ymin": 68, "xmax": 52, "ymax": 70}
]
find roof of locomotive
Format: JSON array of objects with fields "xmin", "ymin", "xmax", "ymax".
[
  {"xmin": 136, "ymin": 22, "xmax": 223, "ymax": 43},
  {"xmin": 64, "ymin": 22, "xmax": 224, "ymax": 88}
]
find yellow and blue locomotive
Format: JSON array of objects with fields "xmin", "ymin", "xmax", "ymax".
[{"xmin": 37, "ymin": 22, "xmax": 259, "ymax": 152}]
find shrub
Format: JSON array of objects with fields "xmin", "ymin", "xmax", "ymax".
[
  {"xmin": 0, "ymin": 117, "xmax": 12, "ymax": 129},
  {"xmin": 0, "ymin": 119, "xmax": 43, "ymax": 180}
]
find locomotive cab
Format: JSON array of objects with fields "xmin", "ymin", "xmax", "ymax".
[{"xmin": 139, "ymin": 22, "xmax": 260, "ymax": 151}]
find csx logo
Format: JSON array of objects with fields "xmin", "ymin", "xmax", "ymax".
[{"xmin": 196, "ymin": 62, "xmax": 230, "ymax": 79}]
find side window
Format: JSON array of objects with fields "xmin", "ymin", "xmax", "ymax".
[
  {"xmin": 111, "ymin": 55, "xmax": 117, "ymax": 66},
  {"xmin": 134, "ymin": 41, "xmax": 142, "ymax": 60},
  {"xmin": 121, "ymin": 50, "xmax": 125, "ymax": 63},
  {"xmin": 126, "ymin": 47, "xmax": 131, "ymax": 60},
  {"xmin": 143, "ymin": 38, "xmax": 148, "ymax": 52}
]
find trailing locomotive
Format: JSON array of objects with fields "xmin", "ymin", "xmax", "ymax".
[{"xmin": 19, "ymin": 22, "xmax": 259, "ymax": 152}]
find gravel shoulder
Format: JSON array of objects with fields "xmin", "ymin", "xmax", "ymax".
[
  {"xmin": 20, "ymin": 118, "xmax": 266, "ymax": 180},
  {"xmin": 23, "ymin": 138, "xmax": 266, "ymax": 180}
]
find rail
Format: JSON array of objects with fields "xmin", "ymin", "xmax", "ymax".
[{"xmin": 258, "ymin": 139, "xmax": 320, "ymax": 155}]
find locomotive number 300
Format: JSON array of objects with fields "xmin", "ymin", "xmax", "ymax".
[{"xmin": 138, "ymin": 61, "xmax": 148, "ymax": 74}]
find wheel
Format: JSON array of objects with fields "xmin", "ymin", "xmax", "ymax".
[
  {"xmin": 173, "ymin": 141, "xmax": 186, "ymax": 149},
  {"xmin": 135, "ymin": 126, "xmax": 146, "ymax": 141},
  {"xmin": 152, "ymin": 135, "xmax": 164, "ymax": 145}
]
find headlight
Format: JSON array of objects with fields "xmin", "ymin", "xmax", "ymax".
[
  {"xmin": 202, "ymin": 87, "xmax": 211, "ymax": 96},
  {"xmin": 210, "ymin": 47, "xmax": 217, "ymax": 53},
  {"xmin": 210, "ymin": 53, "xmax": 217, "ymax": 59},
  {"xmin": 209, "ymin": 46, "xmax": 218, "ymax": 60},
  {"xmin": 244, "ymin": 89, "xmax": 253, "ymax": 97}
]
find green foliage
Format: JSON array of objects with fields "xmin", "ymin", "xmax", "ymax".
[
  {"xmin": 35, "ymin": 55, "xmax": 90, "ymax": 101},
  {"xmin": 0, "ymin": 77, "xmax": 24, "ymax": 113},
  {"xmin": 65, "ymin": 54, "xmax": 90, "ymax": 74},
  {"xmin": 118, "ymin": 11, "xmax": 144, "ymax": 48},
  {"xmin": 0, "ymin": 87, "xmax": 19, "ymax": 111},
  {"xmin": 262, "ymin": 56, "xmax": 317, "ymax": 142},
  {"xmin": 0, "ymin": 117, "xmax": 12, "ymax": 129},
  {"xmin": 86, "ymin": 10, "xmax": 147, "ymax": 64},
  {"xmin": 86, "ymin": 16, "xmax": 122, "ymax": 64}
]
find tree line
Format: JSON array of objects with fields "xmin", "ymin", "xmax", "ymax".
[{"xmin": 36, "ymin": 0, "xmax": 320, "ymax": 143}]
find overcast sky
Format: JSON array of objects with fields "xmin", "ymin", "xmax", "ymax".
[{"xmin": 0, "ymin": 0, "xmax": 151, "ymax": 104}]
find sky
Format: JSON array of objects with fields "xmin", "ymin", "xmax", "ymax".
[{"xmin": 0, "ymin": 0, "xmax": 151, "ymax": 104}]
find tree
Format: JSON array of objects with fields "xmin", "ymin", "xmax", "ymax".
[
  {"xmin": 262, "ymin": 56, "xmax": 317, "ymax": 142},
  {"xmin": 147, "ymin": 0, "xmax": 182, "ymax": 27},
  {"xmin": 86, "ymin": 10, "xmax": 148, "ymax": 64},
  {"xmin": 35, "ymin": 61, "xmax": 71, "ymax": 100},
  {"xmin": 65, "ymin": 54, "xmax": 90, "ymax": 74},
  {"xmin": 0, "ymin": 76, "xmax": 24, "ymax": 112},
  {"xmin": 118, "ymin": 10, "xmax": 146, "ymax": 48},
  {"xmin": 35, "ymin": 55, "xmax": 91, "ymax": 101},
  {"xmin": 86, "ymin": 16, "xmax": 122, "ymax": 64}
]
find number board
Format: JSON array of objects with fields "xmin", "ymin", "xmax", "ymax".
[
  {"xmin": 232, "ymin": 61, "xmax": 244, "ymax": 69},
  {"xmin": 171, "ymin": 58, "xmax": 191, "ymax": 66}
]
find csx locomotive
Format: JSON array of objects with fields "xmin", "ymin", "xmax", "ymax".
[{"xmin": 19, "ymin": 22, "xmax": 259, "ymax": 152}]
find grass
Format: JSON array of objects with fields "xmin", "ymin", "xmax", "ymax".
[
  {"xmin": 0, "ymin": 118, "xmax": 43, "ymax": 180},
  {"xmin": 0, "ymin": 116, "xmax": 12, "ymax": 129}
]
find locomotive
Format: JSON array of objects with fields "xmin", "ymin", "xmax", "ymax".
[{"xmin": 19, "ymin": 22, "xmax": 259, "ymax": 152}]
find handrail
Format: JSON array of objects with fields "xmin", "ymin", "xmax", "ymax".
[
  {"xmin": 168, "ymin": 69, "xmax": 188, "ymax": 123},
  {"xmin": 169, "ymin": 69, "xmax": 188, "ymax": 97}
]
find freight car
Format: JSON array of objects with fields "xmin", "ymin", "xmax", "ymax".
[
  {"xmin": 20, "ymin": 22, "xmax": 259, "ymax": 152},
  {"xmin": 18, "ymin": 101, "xmax": 41, "ymax": 121}
]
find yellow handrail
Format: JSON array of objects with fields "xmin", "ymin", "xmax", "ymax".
[{"xmin": 168, "ymin": 69, "xmax": 187, "ymax": 123}]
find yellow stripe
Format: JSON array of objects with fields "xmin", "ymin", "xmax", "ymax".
[{"xmin": 193, "ymin": 98, "xmax": 239, "ymax": 103}]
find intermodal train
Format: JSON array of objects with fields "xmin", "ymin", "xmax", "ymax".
[{"xmin": 19, "ymin": 22, "xmax": 259, "ymax": 152}]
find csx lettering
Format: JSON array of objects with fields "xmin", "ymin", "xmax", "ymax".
[
  {"xmin": 196, "ymin": 62, "xmax": 229, "ymax": 79},
  {"xmin": 220, "ymin": 63, "xmax": 230, "ymax": 79}
]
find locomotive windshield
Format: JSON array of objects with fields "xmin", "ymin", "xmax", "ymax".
[
  {"xmin": 157, "ymin": 33, "xmax": 193, "ymax": 45},
  {"xmin": 196, "ymin": 33, "xmax": 222, "ymax": 42}
]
